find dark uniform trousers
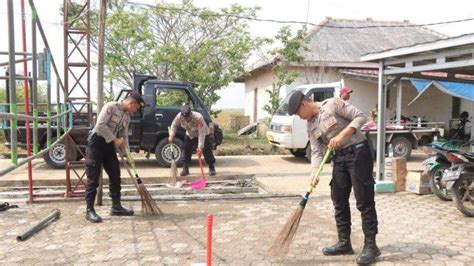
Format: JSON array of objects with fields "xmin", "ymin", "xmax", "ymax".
[
  {"xmin": 183, "ymin": 135, "xmax": 216, "ymax": 165},
  {"xmin": 331, "ymin": 141, "xmax": 378, "ymax": 236},
  {"xmin": 85, "ymin": 133, "xmax": 121, "ymax": 203}
]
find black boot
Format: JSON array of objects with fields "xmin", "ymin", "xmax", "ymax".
[
  {"xmin": 209, "ymin": 164, "xmax": 216, "ymax": 176},
  {"xmin": 110, "ymin": 198, "xmax": 134, "ymax": 216},
  {"xmin": 180, "ymin": 162, "xmax": 189, "ymax": 176},
  {"xmin": 85, "ymin": 202, "xmax": 102, "ymax": 223},
  {"xmin": 356, "ymin": 234, "xmax": 381, "ymax": 264},
  {"xmin": 322, "ymin": 232, "xmax": 354, "ymax": 256}
]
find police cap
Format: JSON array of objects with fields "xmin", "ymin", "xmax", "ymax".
[
  {"xmin": 180, "ymin": 103, "xmax": 192, "ymax": 117},
  {"xmin": 129, "ymin": 91, "xmax": 145, "ymax": 107},
  {"xmin": 287, "ymin": 90, "xmax": 305, "ymax": 116}
]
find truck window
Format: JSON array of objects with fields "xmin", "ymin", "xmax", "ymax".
[
  {"xmin": 155, "ymin": 88, "xmax": 194, "ymax": 110},
  {"xmin": 311, "ymin": 90, "xmax": 333, "ymax": 102}
]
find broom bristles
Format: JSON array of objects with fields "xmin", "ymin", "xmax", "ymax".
[
  {"xmin": 268, "ymin": 206, "xmax": 305, "ymax": 257},
  {"xmin": 137, "ymin": 183, "xmax": 164, "ymax": 216}
]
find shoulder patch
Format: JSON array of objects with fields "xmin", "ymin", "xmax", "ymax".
[
  {"xmin": 333, "ymin": 98, "xmax": 345, "ymax": 108},
  {"xmin": 107, "ymin": 106, "xmax": 113, "ymax": 114}
]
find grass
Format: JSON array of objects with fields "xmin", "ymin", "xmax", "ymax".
[{"xmin": 215, "ymin": 130, "xmax": 289, "ymax": 156}]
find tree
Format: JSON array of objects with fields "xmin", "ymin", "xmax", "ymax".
[
  {"xmin": 66, "ymin": 0, "xmax": 265, "ymax": 115},
  {"xmin": 263, "ymin": 26, "xmax": 308, "ymax": 116}
]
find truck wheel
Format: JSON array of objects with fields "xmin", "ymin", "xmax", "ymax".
[
  {"xmin": 43, "ymin": 137, "xmax": 77, "ymax": 169},
  {"xmin": 305, "ymin": 145, "xmax": 311, "ymax": 162},
  {"xmin": 155, "ymin": 138, "xmax": 184, "ymax": 168},
  {"xmin": 390, "ymin": 137, "xmax": 412, "ymax": 159},
  {"xmin": 290, "ymin": 149, "xmax": 306, "ymax": 157}
]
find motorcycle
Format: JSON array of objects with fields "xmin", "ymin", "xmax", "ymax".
[
  {"xmin": 422, "ymin": 144, "xmax": 452, "ymax": 201},
  {"xmin": 441, "ymin": 150, "xmax": 474, "ymax": 217},
  {"xmin": 448, "ymin": 111, "xmax": 471, "ymax": 141}
]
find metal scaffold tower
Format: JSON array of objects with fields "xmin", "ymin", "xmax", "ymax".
[{"xmin": 63, "ymin": 0, "xmax": 92, "ymax": 199}]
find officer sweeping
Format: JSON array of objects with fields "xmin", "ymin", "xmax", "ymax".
[
  {"xmin": 85, "ymin": 91, "xmax": 145, "ymax": 223},
  {"xmin": 168, "ymin": 103, "xmax": 216, "ymax": 177},
  {"xmin": 287, "ymin": 90, "xmax": 380, "ymax": 264}
]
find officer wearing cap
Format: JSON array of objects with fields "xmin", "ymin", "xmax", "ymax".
[
  {"xmin": 340, "ymin": 87, "xmax": 353, "ymax": 102},
  {"xmin": 287, "ymin": 90, "xmax": 380, "ymax": 264},
  {"xmin": 84, "ymin": 91, "xmax": 145, "ymax": 223},
  {"xmin": 168, "ymin": 103, "xmax": 216, "ymax": 176}
]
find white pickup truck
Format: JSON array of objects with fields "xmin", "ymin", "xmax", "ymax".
[{"xmin": 266, "ymin": 82, "xmax": 445, "ymax": 160}]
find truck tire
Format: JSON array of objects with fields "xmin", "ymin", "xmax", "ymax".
[
  {"xmin": 390, "ymin": 136, "xmax": 412, "ymax": 159},
  {"xmin": 290, "ymin": 149, "xmax": 306, "ymax": 157},
  {"xmin": 43, "ymin": 137, "xmax": 77, "ymax": 169},
  {"xmin": 155, "ymin": 138, "xmax": 184, "ymax": 168},
  {"xmin": 305, "ymin": 144, "xmax": 311, "ymax": 162}
]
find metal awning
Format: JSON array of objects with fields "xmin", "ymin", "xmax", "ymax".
[{"xmin": 361, "ymin": 33, "xmax": 474, "ymax": 182}]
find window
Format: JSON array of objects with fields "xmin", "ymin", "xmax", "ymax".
[
  {"xmin": 312, "ymin": 90, "xmax": 333, "ymax": 102},
  {"xmin": 155, "ymin": 88, "xmax": 193, "ymax": 109}
]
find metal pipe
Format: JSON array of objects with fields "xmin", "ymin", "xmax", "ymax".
[
  {"xmin": 396, "ymin": 79, "xmax": 402, "ymax": 125},
  {"xmin": 16, "ymin": 209, "xmax": 61, "ymax": 241},
  {"xmin": 0, "ymin": 76, "xmax": 33, "ymax": 80},
  {"xmin": 0, "ymin": 51, "xmax": 32, "ymax": 56},
  {"xmin": 375, "ymin": 61, "xmax": 387, "ymax": 181},
  {"xmin": 7, "ymin": 0, "xmax": 18, "ymax": 165},
  {"xmin": 46, "ymin": 50, "xmax": 52, "ymax": 147},
  {"xmin": 28, "ymin": 0, "xmax": 65, "ymax": 92},
  {"xmin": 0, "ymin": 110, "xmax": 70, "ymax": 121},
  {"xmin": 32, "ymin": 14, "xmax": 39, "ymax": 155},
  {"xmin": 21, "ymin": 0, "xmax": 34, "ymax": 204},
  {"xmin": 0, "ymin": 57, "xmax": 32, "ymax": 67},
  {"xmin": 0, "ymin": 129, "xmax": 71, "ymax": 176}
]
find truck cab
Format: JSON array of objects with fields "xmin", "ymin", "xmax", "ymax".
[
  {"xmin": 116, "ymin": 74, "xmax": 222, "ymax": 167},
  {"xmin": 266, "ymin": 81, "xmax": 343, "ymax": 161}
]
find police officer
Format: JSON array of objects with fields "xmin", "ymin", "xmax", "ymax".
[
  {"xmin": 85, "ymin": 91, "xmax": 145, "ymax": 223},
  {"xmin": 168, "ymin": 103, "xmax": 216, "ymax": 176},
  {"xmin": 288, "ymin": 90, "xmax": 380, "ymax": 265}
]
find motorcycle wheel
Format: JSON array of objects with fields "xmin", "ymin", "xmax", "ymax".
[
  {"xmin": 428, "ymin": 165, "xmax": 452, "ymax": 201},
  {"xmin": 451, "ymin": 174, "xmax": 474, "ymax": 217}
]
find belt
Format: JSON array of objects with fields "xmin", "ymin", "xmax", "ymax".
[{"xmin": 334, "ymin": 140, "xmax": 367, "ymax": 156}]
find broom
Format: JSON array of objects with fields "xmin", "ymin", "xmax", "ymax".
[
  {"xmin": 118, "ymin": 148, "xmax": 163, "ymax": 216},
  {"xmin": 168, "ymin": 127, "xmax": 178, "ymax": 186},
  {"xmin": 269, "ymin": 148, "xmax": 333, "ymax": 257}
]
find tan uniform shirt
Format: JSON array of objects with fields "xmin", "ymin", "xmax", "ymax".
[
  {"xmin": 170, "ymin": 111, "xmax": 209, "ymax": 148},
  {"xmin": 93, "ymin": 101, "xmax": 130, "ymax": 145},
  {"xmin": 308, "ymin": 98, "xmax": 367, "ymax": 170}
]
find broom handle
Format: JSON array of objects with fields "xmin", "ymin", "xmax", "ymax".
[
  {"xmin": 117, "ymin": 148, "xmax": 141, "ymax": 189},
  {"xmin": 124, "ymin": 148, "xmax": 140, "ymax": 178},
  {"xmin": 198, "ymin": 152, "xmax": 206, "ymax": 182},
  {"xmin": 306, "ymin": 148, "xmax": 333, "ymax": 195}
]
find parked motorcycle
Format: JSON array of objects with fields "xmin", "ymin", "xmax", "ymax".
[
  {"xmin": 423, "ymin": 140, "xmax": 469, "ymax": 201},
  {"xmin": 448, "ymin": 111, "xmax": 471, "ymax": 141},
  {"xmin": 441, "ymin": 150, "xmax": 474, "ymax": 217}
]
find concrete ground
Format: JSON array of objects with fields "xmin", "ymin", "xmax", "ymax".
[{"xmin": 1, "ymin": 151, "xmax": 474, "ymax": 265}]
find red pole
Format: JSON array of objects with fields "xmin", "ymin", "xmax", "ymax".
[
  {"xmin": 21, "ymin": 0, "xmax": 33, "ymax": 203},
  {"xmin": 207, "ymin": 213, "xmax": 213, "ymax": 266}
]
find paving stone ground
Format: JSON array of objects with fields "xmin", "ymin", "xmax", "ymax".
[{"xmin": 1, "ymin": 191, "xmax": 474, "ymax": 265}]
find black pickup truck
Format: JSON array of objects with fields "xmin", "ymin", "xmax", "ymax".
[{"xmin": 3, "ymin": 74, "xmax": 223, "ymax": 168}]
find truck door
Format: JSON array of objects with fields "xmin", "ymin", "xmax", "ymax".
[{"xmin": 142, "ymin": 86, "xmax": 195, "ymax": 147}]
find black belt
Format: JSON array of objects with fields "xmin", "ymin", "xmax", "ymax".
[{"xmin": 334, "ymin": 140, "xmax": 367, "ymax": 156}]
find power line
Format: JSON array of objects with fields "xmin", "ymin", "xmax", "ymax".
[{"xmin": 126, "ymin": 1, "xmax": 474, "ymax": 30}]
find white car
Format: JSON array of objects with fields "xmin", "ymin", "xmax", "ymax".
[{"xmin": 266, "ymin": 81, "xmax": 343, "ymax": 161}]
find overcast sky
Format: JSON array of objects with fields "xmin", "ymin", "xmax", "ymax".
[{"xmin": 1, "ymin": 0, "xmax": 473, "ymax": 109}]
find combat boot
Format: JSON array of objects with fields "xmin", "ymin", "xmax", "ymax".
[
  {"xmin": 110, "ymin": 198, "xmax": 134, "ymax": 216},
  {"xmin": 356, "ymin": 234, "xmax": 381, "ymax": 264},
  {"xmin": 209, "ymin": 164, "xmax": 216, "ymax": 176},
  {"xmin": 322, "ymin": 231, "xmax": 354, "ymax": 256},
  {"xmin": 180, "ymin": 162, "xmax": 189, "ymax": 176},
  {"xmin": 85, "ymin": 201, "xmax": 102, "ymax": 223}
]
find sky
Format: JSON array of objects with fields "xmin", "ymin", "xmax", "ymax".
[{"xmin": 1, "ymin": 0, "xmax": 474, "ymax": 109}]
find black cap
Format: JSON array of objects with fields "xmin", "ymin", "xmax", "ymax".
[
  {"xmin": 129, "ymin": 91, "xmax": 145, "ymax": 107},
  {"xmin": 288, "ymin": 90, "xmax": 304, "ymax": 115},
  {"xmin": 180, "ymin": 103, "xmax": 191, "ymax": 117}
]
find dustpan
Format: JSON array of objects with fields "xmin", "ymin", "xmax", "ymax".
[{"xmin": 188, "ymin": 152, "xmax": 206, "ymax": 190}]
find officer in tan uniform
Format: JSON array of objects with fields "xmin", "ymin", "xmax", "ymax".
[
  {"xmin": 168, "ymin": 104, "xmax": 216, "ymax": 176},
  {"xmin": 288, "ymin": 90, "xmax": 380, "ymax": 265},
  {"xmin": 85, "ymin": 91, "xmax": 145, "ymax": 223}
]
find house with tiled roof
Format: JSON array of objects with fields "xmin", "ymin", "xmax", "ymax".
[{"xmin": 236, "ymin": 17, "xmax": 473, "ymax": 127}]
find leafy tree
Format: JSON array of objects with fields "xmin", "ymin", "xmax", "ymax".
[
  {"xmin": 263, "ymin": 26, "xmax": 308, "ymax": 116},
  {"xmin": 66, "ymin": 0, "xmax": 265, "ymax": 116}
]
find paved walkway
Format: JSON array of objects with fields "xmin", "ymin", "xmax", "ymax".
[{"xmin": 1, "ymin": 193, "xmax": 473, "ymax": 265}]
